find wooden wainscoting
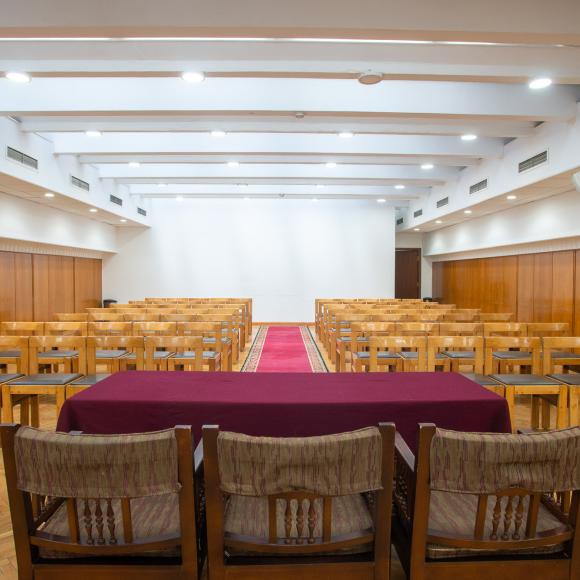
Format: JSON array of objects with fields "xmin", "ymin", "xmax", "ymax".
[
  {"xmin": 0, "ymin": 251, "xmax": 102, "ymax": 321},
  {"xmin": 432, "ymin": 249, "xmax": 579, "ymax": 333}
]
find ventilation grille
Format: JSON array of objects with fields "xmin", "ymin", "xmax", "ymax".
[
  {"xmin": 71, "ymin": 175, "xmax": 90, "ymax": 191},
  {"xmin": 436, "ymin": 196, "xmax": 449, "ymax": 209},
  {"xmin": 413, "ymin": 209, "xmax": 423, "ymax": 218},
  {"xmin": 137, "ymin": 207, "xmax": 147, "ymax": 217},
  {"xmin": 518, "ymin": 150, "xmax": 548, "ymax": 173},
  {"xmin": 6, "ymin": 146, "xmax": 38, "ymax": 170},
  {"xmin": 109, "ymin": 194, "xmax": 123, "ymax": 206},
  {"xmin": 396, "ymin": 217, "xmax": 404, "ymax": 226},
  {"xmin": 469, "ymin": 179, "xmax": 488, "ymax": 195}
]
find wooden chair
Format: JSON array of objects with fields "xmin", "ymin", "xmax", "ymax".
[
  {"xmin": 0, "ymin": 336, "xmax": 29, "ymax": 374},
  {"xmin": 87, "ymin": 321, "xmax": 134, "ymax": 336},
  {"xmin": 188, "ymin": 316, "xmax": 240, "ymax": 364},
  {"xmin": 87, "ymin": 312, "xmax": 125, "ymax": 322},
  {"xmin": 0, "ymin": 425, "xmax": 199, "ymax": 580},
  {"xmin": 30, "ymin": 335, "xmax": 87, "ymax": 375},
  {"xmin": 335, "ymin": 323, "xmax": 395, "ymax": 372},
  {"xmin": 87, "ymin": 336, "xmax": 145, "ymax": 373},
  {"xmin": 203, "ymin": 423, "xmax": 395, "ymax": 580},
  {"xmin": 484, "ymin": 335, "xmax": 539, "ymax": 374},
  {"xmin": 132, "ymin": 321, "xmax": 177, "ymax": 337},
  {"xmin": 44, "ymin": 322, "xmax": 88, "ymax": 336},
  {"xmin": 395, "ymin": 322, "xmax": 439, "ymax": 337},
  {"xmin": 543, "ymin": 337, "xmax": 580, "ymax": 374},
  {"xmin": 461, "ymin": 373, "xmax": 504, "ymax": 396},
  {"xmin": 527, "ymin": 322, "xmax": 570, "ymax": 338},
  {"xmin": 392, "ymin": 423, "xmax": 580, "ymax": 580},
  {"xmin": 0, "ymin": 322, "xmax": 44, "ymax": 336},
  {"xmin": 427, "ymin": 336, "xmax": 484, "ymax": 374},
  {"xmin": 0, "ymin": 374, "xmax": 39, "ymax": 427},
  {"xmin": 438, "ymin": 323, "xmax": 483, "ymax": 337},
  {"xmin": 54, "ymin": 313, "xmax": 89, "ymax": 322},
  {"xmin": 483, "ymin": 322, "xmax": 527, "ymax": 337},
  {"xmin": 549, "ymin": 374, "xmax": 580, "ymax": 427},
  {"xmin": 442, "ymin": 312, "xmax": 478, "ymax": 323},
  {"xmin": 176, "ymin": 322, "xmax": 229, "ymax": 371},
  {"xmin": 145, "ymin": 336, "xmax": 207, "ymax": 371},
  {"xmin": 123, "ymin": 313, "xmax": 160, "ymax": 322},
  {"xmin": 65, "ymin": 373, "xmax": 111, "ymax": 400},
  {"xmin": 478, "ymin": 313, "xmax": 515, "ymax": 322}
]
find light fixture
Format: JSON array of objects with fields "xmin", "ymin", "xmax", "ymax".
[
  {"xmin": 128, "ymin": 161, "xmax": 140, "ymax": 168},
  {"xmin": 316, "ymin": 184, "xmax": 325, "ymax": 189},
  {"xmin": 435, "ymin": 220, "xmax": 443, "ymax": 224},
  {"xmin": 507, "ymin": 194, "xmax": 517, "ymax": 200},
  {"xmin": 238, "ymin": 183, "xmax": 249, "ymax": 188},
  {"xmin": 312, "ymin": 198, "xmax": 318, "ymax": 202},
  {"xmin": 413, "ymin": 228, "xmax": 421, "ymax": 231},
  {"xmin": 180, "ymin": 71, "xmax": 205, "ymax": 83},
  {"xmin": 85, "ymin": 130, "xmax": 102, "ymax": 138},
  {"xmin": 464, "ymin": 209, "xmax": 472, "ymax": 214},
  {"xmin": 338, "ymin": 131, "xmax": 354, "ymax": 139},
  {"xmin": 158, "ymin": 183, "xmax": 167, "ymax": 187},
  {"xmin": 461, "ymin": 134, "xmax": 478, "ymax": 141},
  {"xmin": 394, "ymin": 184, "xmax": 405, "ymax": 190},
  {"xmin": 528, "ymin": 77, "xmax": 552, "ymax": 90},
  {"xmin": 421, "ymin": 163, "xmax": 434, "ymax": 170},
  {"xmin": 357, "ymin": 71, "xmax": 383, "ymax": 85},
  {"xmin": 43, "ymin": 192, "xmax": 55, "ymax": 198},
  {"xmin": 5, "ymin": 71, "xmax": 31, "ymax": 83},
  {"xmin": 89, "ymin": 208, "xmax": 98, "ymax": 213},
  {"xmin": 120, "ymin": 219, "xmax": 127, "ymax": 223},
  {"xmin": 244, "ymin": 197, "xmax": 251, "ymax": 200},
  {"xmin": 377, "ymin": 198, "xmax": 386, "ymax": 203},
  {"xmin": 325, "ymin": 162, "xmax": 337, "ymax": 168},
  {"xmin": 227, "ymin": 161, "xmax": 240, "ymax": 167},
  {"xmin": 211, "ymin": 130, "xmax": 226, "ymax": 137},
  {"xmin": 176, "ymin": 196, "xmax": 184, "ymax": 202}
]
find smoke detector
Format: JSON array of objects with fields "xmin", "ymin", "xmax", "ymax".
[{"xmin": 358, "ymin": 71, "xmax": 383, "ymax": 85}]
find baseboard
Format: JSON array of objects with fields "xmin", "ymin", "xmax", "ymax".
[{"xmin": 253, "ymin": 322, "xmax": 314, "ymax": 326}]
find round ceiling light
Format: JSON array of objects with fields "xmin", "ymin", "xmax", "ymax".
[{"xmin": 357, "ymin": 71, "xmax": 383, "ymax": 85}]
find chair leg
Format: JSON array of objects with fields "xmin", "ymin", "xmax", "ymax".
[
  {"xmin": 30, "ymin": 396, "xmax": 40, "ymax": 427},
  {"xmin": 531, "ymin": 397, "xmax": 541, "ymax": 429},
  {"xmin": 556, "ymin": 386, "xmax": 568, "ymax": 428},
  {"xmin": 541, "ymin": 398, "xmax": 551, "ymax": 430},
  {"xmin": 55, "ymin": 388, "xmax": 66, "ymax": 418},
  {"xmin": 571, "ymin": 388, "xmax": 579, "ymax": 427},
  {"xmin": 20, "ymin": 399, "xmax": 30, "ymax": 425},
  {"xmin": 504, "ymin": 386, "xmax": 516, "ymax": 433}
]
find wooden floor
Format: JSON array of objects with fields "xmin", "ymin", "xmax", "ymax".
[{"xmin": 0, "ymin": 325, "xmax": 550, "ymax": 579}]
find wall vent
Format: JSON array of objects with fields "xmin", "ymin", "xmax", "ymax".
[
  {"xmin": 6, "ymin": 146, "xmax": 38, "ymax": 170},
  {"xmin": 137, "ymin": 207, "xmax": 147, "ymax": 217},
  {"xmin": 436, "ymin": 196, "xmax": 449, "ymax": 208},
  {"xmin": 518, "ymin": 150, "xmax": 548, "ymax": 173},
  {"xmin": 109, "ymin": 194, "xmax": 123, "ymax": 206},
  {"xmin": 413, "ymin": 209, "xmax": 423, "ymax": 218},
  {"xmin": 396, "ymin": 217, "xmax": 404, "ymax": 226},
  {"xmin": 469, "ymin": 178, "xmax": 488, "ymax": 195},
  {"xmin": 71, "ymin": 175, "xmax": 90, "ymax": 191}
]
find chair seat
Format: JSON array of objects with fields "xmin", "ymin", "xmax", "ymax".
[
  {"xmin": 203, "ymin": 337, "xmax": 231, "ymax": 345},
  {"xmin": 427, "ymin": 491, "xmax": 564, "ymax": 559},
  {"xmin": 38, "ymin": 350, "xmax": 79, "ymax": 359},
  {"xmin": 70, "ymin": 374, "xmax": 111, "ymax": 386},
  {"xmin": 173, "ymin": 351, "xmax": 218, "ymax": 359},
  {"xmin": 224, "ymin": 493, "xmax": 373, "ymax": 553},
  {"xmin": 548, "ymin": 373, "xmax": 580, "ymax": 386},
  {"xmin": 492, "ymin": 351, "xmax": 531, "ymax": 360},
  {"xmin": 489, "ymin": 374, "xmax": 561, "ymax": 386},
  {"xmin": 461, "ymin": 373, "xmax": 499, "ymax": 386},
  {"xmin": 442, "ymin": 351, "xmax": 475, "ymax": 359},
  {"xmin": 551, "ymin": 351, "xmax": 580, "ymax": 359},
  {"xmin": 125, "ymin": 351, "xmax": 172, "ymax": 360},
  {"xmin": 400, "ymin": 352, "xmax": 444, "ymax": 360},
  {"xmin": 9, "ymin": 373, "xmax": 83, "ymax": 386},
  {"xmin": 0, "ymin": 373, "xmax": 24, "ymax": 384},
  {"xmin": 96, "ymin": 349, "xmax": 128, "ymax": 359},
  {"xmin": 337, "ymin": 337, "xmax": 369, "ymax": 343},
  {"xmin": 0, "ymin": 350, "xmax": 21, "ymax": 358},
  {"xmin": 354, "ymin": 351, "xmax": 400, "ymax": 359},
  {"xmin": 39, "ymin": 494, "xmax": 180, "ymax": 559}
]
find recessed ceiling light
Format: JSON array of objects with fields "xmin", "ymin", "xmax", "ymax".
[
  {"xmin": 238, "ymin": 183, "xmax": 249, "ymax": 188},
  {"xmin": 211, "ymin": 130, "xmax": 226, "ymax": 137},
  {"xmin": 357, "ymin": 71, "xmax": 383, "ymax": 85},
  {"xmin": 461, "ymin": 134, "xmax": 478, "ymax": 141},
  {"xmin": 85, "ymin": 130, "xmax": 102, "ymax": 138},
  {"xmin": 244, "ymin": 197, "xmax": 251, "ymax": 200},
  {"xmin": 435, "ymin": 220, "xmax": 443, "ymax": 224},
  {"xmin": 413, "ymin": 228, "xmax": 421, "ymax": 231},
  {"xmin": 338, "ymin": 131, "xmax": 354, "ymax": 139},
  {"xmin": 120, "ymin": 218, "xmax": 127, "ymax": 223},
  {"xmin": 464, "ymin": 209, "xmax": 472, "ymax": 214},
  {"xmin": 507, "ymin": 194, "xmax": 517, "ymax": 200},
  {"xmin": 176, "ymin": 196, "xmax": 184, "ymax": 201},
  {"xmin": 5, "ymin": 71, "xmax": 31, "ymax": 83},
  {"xmin": 312, "ymin": 198, "xmax": 318, "ymax": 202},
  {"xmin": 325, "ymin": 162, "xmax": 337, "ymax": 168},
  {"xmin": 394, "ymin": 184, "xmax": 405, "ymax": 190},
  {"xmin": 227, "ymin": 161, "xmax": 240, "ymax": 167},
  {"xmin": 421, "ymin": 163, "xmax": 434, "ymax": 170},
  {"xmin": 158, "ymin": 183, "xmax": 167, "ymax": 187},
  {"xmin": 43, "ymin": 192, "xmax": 55, "ymax": 198},
  {"xmin": 377, "ymin": 198, "xmax": 386, "ymax": 203},
  {"xmin": 528, "ymin": 77, "xmax": 552, "ymax": 90},
  {"xmin": 180, "ymin": 71, "xmax": 205, "ymax": 83},
  {"xmin": 316, "ymin": 184, "xmax": 325, "ymax": 189},
  {"xmin": 128, "ymin": 161, "xmax": 140, "ymax": 168},
  {"xmin": 89, "ymin": 208, "xmax": 98, "ymax": 213}
]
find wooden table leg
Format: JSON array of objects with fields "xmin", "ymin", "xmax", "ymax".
[
  {"xmin": 504, "ymin": 386, "xmax": 516, "ymax": 433},
  {"xmin": 556, "ymin": 385, "xmax": 569, "ymax": 429},
  {"xmin": 531, "ymin": 397, "xmax": 541, "ymax": 429},
  {"xmin": 55, "ymin": 387, "xmax": 66, "ymax": 418},
  {"xmin": 1, "ymin": 384, "xmax": 14, "ymax": 422},
  {"xmin": 570, "ymin": 387, "xmax": 579, "ymax": 427}
]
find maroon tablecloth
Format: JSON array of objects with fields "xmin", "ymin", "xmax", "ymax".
[{"xmin": 57, "ymin": 371, "xmax": 510, "ymax": 449}]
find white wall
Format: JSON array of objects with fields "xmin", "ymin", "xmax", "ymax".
[
  {"xmin": 0, "ymin": 191, "xmax": 117, "ymax": 254},
  {"xmin": 103, "ymin": 198, "xmax": 395, "ymax": 321}
]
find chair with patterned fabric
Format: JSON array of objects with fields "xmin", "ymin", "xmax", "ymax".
[
  {"xmin": 0, "ymin": 424, "xmax": 200, "ymax": 580},
  {"xmin": 202, "ymin": 423, "xmax": 395, "ymax": 580},
  {"xmin": 392, "ymin": 424, "xmax": 580, "ymax": 580}
]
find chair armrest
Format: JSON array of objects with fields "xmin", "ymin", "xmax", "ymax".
[
  {"xmin": 194, "ymin": 439, "xmax": 204, "ymax": 473},
  {"xmin": 394, "ymin": 432, "xmax": 416, "ymax": 528},
  {"xmin": 517, "ymin": 428, "xmax": 535, "ymax": 435},
  {"xmin": 395, "ymin": 432, "xmax": 415, "ymax": 473}
]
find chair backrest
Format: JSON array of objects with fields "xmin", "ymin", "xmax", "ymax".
[
  {"xmin": 0, "ymin": 336, "xmax": 29, "ymax": 371},
  {"xmin": 483, "ymin": 322, "xmax": 527, "ymax": 337},
  {"xmin": 526, "ymin": 322, "xmax": 570, "ymax": 337},
  {"xmin": 484, "ymin": 336, "xmax": 541, "ymax": 374},
  {"xmin": 86, "ymin": 336, "xmax": 144, "ymax": 372},
  {"xmin": 442, "ymin": 312, "xmax": 478, "ymax": 323},
  {"xmin": 29, "ymin": 336, "xmax": 87, "ymax": 374},
  {"xmin": 369, "ymin": 336, "xmax": 427, "ymax": 371},
  {"xmin": 88, "ymin": 321, "xmax": 134, "ymax": 336},
  {"xmin": 438, "ymin": 322, "xmax": 483, "ymax": 336},
  {"xmin": 87, "ymin": 312, "xmax": 125, "ymax": 322},
  {"xmin": 417, "ymin": 312, "xmax": 445, "ymax": 322},
  {"xmin": 478, "ymin": 313, "xmax": 514, "ymax": 322},
  {"xmin": 0, "ymin": 424, "xmax": 197, "ymax": 571},
  {"xmin": 395, "ymin": 322, "xmax": 439, "ymax": 336},
  {"xmin": 160, "ymin": 314, "xmax": 195, "ymax": 322},
  {"xmin": 409, "ymin": 424, "xmax": 580, "ymax": 557},
  {"xmin": 123, "ymin": 313, "xmax": 160, "ymax": 322},
  {"xmin": 1, "ymin": 322, "xmax": 45, "ymax": 336},
  {"xmin": 542, "ymin": 336, "xmax": 580, "ymax": 374},
  {"xmin": 54, "ymin": 313, "xmax": 89, "ymax": 322},
  {"xmin": 43, "ymin": 322, "xmax": 88, "ymax": 336},
  {"xmin": 132, "ymin": 321, "xmax": 177, "ymax": 336},
  {"xmin": 427, "ymin": 336, "xmax": 484, "ymax": 373},
  {"xmin": 146, "ymin": 336, "xmax": 204, "ymax": 371},
  {"xmin": 203, "ymin": 423, "xmax": 394, "ymax": 555}
]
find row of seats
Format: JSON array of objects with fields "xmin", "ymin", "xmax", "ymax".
[{"xmin": 1, "ymin": 421, "xmax": 577, "ymax": 579}]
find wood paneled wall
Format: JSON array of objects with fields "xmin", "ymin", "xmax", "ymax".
[
  {"xmin": 0, "ymin": 251, "xmax": 102, "ymax": 321},
  {"xmin": 432, "ymin": 249, "xmax": 580, "ymax": 333}
]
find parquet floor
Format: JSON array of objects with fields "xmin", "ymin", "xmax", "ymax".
[{"xmin": 0, "ymin": 325, "xmax": 551, "ymax": 579}]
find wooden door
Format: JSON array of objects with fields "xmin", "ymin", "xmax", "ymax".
[{"xmin": 395, "ymin": 248, "xmax": 421, "ymax": 299}]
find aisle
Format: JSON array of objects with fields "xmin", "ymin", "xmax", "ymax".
[{"xmin": 243, "ymin": 326, "xmax": 327, "ymax": 372}]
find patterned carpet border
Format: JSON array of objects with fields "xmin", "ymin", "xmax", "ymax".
[
  {"xmin": 241, "ymin": 326, "xmax": 267, "ymax": 372},
  {"xmin": 300, "ymin": 326, "xmax": 329, "ymax": 373}
]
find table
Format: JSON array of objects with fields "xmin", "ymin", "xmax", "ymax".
[{"xmin": 57, "ymin": 371, "xmax": 510, "ymax": 449}]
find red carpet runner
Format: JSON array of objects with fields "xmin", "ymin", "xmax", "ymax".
[{"xmin": 243, "ymin": 326, "xmax": 327, "ymax": 372}]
